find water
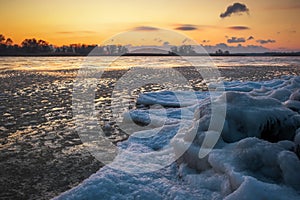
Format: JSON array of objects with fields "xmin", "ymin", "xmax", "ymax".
[{"xmin": 0, "ymin": 56, "xmax": 300, "ymax": 71}]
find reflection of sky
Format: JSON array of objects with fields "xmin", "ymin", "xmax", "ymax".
[{"xmin": 0, "ymin": 56, "xmax": 300, "ymax": 71}]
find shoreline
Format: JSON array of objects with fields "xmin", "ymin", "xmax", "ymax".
[{"xmin": 0, "ymin": 52, "xmax": 300, "ymax": 57}]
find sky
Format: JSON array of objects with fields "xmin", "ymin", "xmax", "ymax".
[{"xmin": 1, "ymin": 0, "xmax": 300, "ymax": 51}]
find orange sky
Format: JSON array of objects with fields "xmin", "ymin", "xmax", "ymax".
[{"xmin": 1, "ymin": 0, "xmax": 300, "ymax": 51}]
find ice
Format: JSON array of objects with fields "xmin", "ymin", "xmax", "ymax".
[
  {"xmin": 278, "ymin": 150, "xmax": 300, "ymax": 190},
  {"xmin": 136, "ymin": 91, "xmax": 211, "ymax": 107},
  {"xmin": 225, "ymin": 177, "xmax": 300, "ymax": 200},
  {"xmin": 295, "ymin": 128, "xmax": 300, "ymax": 145},
  {"xmin": 269, "ymin": 88, "xmax": 291, "ymax": 101},
  {"xmin": 56, "ymin": 76, "xmax": 300, "ymax": 199},
  {"xmin": 223, "ymin": 91, "xmax": 298, "ymax": 142},
  {"xmin": 290, "ymin": 89, "xmax": 300, "ymax": 101}
]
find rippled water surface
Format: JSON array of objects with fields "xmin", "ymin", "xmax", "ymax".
[{"xmin": 1, "ymin": 56, "xmax": 300, "ymax": 71}]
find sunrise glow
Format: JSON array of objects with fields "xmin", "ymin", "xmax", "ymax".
[{"xmin": 1, "ymin": 0, "xmax": 300, "ymax": 51}]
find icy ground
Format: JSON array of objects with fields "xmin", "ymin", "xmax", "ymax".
[{"xmin": 56, "ymin": 76, "xmax": 300, "ymax": 200}]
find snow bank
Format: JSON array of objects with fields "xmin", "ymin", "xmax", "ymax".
[{"xmin": 56, "ymin": 76, "xmax": 300, "ymax": 200}]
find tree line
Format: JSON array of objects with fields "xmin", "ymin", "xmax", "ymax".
[
  {"xmin": 0, "ymin": 33, "xmax": 232, "ymax": 56},
  {"xmin": 0, "ymin": 34, "xmax": 129, "ymax": 56}
]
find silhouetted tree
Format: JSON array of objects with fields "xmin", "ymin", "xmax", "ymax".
[
  {"xmin": 170, "ymin": 46, "xmax": 178, "ymax": 54},
  {"xmin": 5, "ymin": 38, "xmax": 13, "ymax": 46},
  {"xmin": 105, "ymin": 45, "xmax": 117, "ymax": 54},
  {"xmin": 0, "ymin": 34, "xmax": 7, "ymax": 51},
  {"xmin": 21, "ymin": 38, "xmax": 39, "ymax": 53},
  {"xmin": 37, "ymin": 39, "xmax": 50, "ymax": 52},
  {"xmin": 117, "ymin": 45, "xmax": 128, "ymax": 54},
  {"xmin": 224, "ymin": 50, "xmax": 230, "ymax": 55},
  {"xmin": 215, "ymin": 49, "xmax": 230, "ymax": 55},
  {"xmin": 96, "ymin": 46, "xmax": 105, "ymax": 54},
  {"xmin": 0, "ymin": 35, "xmax": 129, "ymax": 55},
  {"xmin": 178, "ymin": 45, "xmax": 196, "ymax": 55},
  {"xmin": 21, "ymin": 38, "xmax": 51, "ymax": 53},
  {"xmin": 215, "ymin": 49, "xmax": 223, "ymax": 55},
  {"xmin": 0, "ymin": 34, "xmax": 5, "ymax": 44}
]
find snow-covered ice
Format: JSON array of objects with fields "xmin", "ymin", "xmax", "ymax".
[{"xmin": 56, "ymin": 76, "xmax": 300, "ymax": 200}]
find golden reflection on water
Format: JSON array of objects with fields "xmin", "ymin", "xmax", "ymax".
[{"xmin": 1, "ymin": 56, "xmax": 299, "ymax": 74}]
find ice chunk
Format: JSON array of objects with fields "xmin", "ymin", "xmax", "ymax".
[
  {"xmin": 290, "ymin": 89, "xmax": 300, "ymax": 101},
  {"xmin": 284, "ymin": 100, "xmax": 300, "ymax": 113},
  {"xmin": 225, "ymin": 176, "xmax": 300, "ymax": 200},
  {"xmin": 136, "ymin": 91, "xmax": 210, "ymax": 107},
  {"xmin": 294, "ymin": 128, "xmax": 300, "ymax": 145},
  {"xmin": 269, "ymin": 88, "xmax": 291, "ymax": 101},
  {"xmin": 278, "ymin": 151, "xmax": 300, "ymax": 190},
  {"xmin": 191, "ymin": 91, "xmax": 299, "ymax": 143}
]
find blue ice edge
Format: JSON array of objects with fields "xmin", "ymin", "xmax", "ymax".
[{"xmin": 55, "ymin": 76, "xmax": 300, "ymax": 200}]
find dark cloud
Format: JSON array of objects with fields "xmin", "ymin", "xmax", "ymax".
[
  {"xmin": 227, "ymin": 37, "xmax": 246, "ymax": 43},
  {"xmin": 247, "ymin": 36, "xmax": 254, "ymax": 40},
  {"xmin": 202, "ymin": 40, "xmax": 210, "ymax": 43},
  {"xmin": 228, "ymin": 26, "xmax": 250, "ymax": 30},
  {"xmin": 132, "ymin": 26, "xmax": 159, "ymax": 31},
  {"xmin": 175, "ymin": 24, "xmax": 198, "ymax": 31},
  {"xmin": 256, "ymin": 39, "xmax": 276, "ymax": 44},
  {"xmin": 220, "ymin": 3, "xmax": 249, "ymax": 18}
]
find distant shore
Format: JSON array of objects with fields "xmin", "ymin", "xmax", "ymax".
[{"xmin": 0, "ymin": 52, "xmax": 300, "ymax": 57}]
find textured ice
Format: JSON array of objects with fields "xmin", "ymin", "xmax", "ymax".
[{"xmin": 56, "ymin": 76, "xmax": 300, "ymax": 200}]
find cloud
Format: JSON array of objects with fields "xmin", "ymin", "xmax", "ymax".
[
  {"xmin": 220, "ymin": 3, "xmax": 249, "ymax": 18},
  {"xmin": 247, "ymin": 36, "xmax": 254, "ymax": 40},
  {"xmin": 175, "ymin": 24, "xmax": 198, "ymax": 31},
  {"xmin": 202, "ymin": 40, "xmax": 210, "ymax": 43},
  {"xmin": 56, "ymin": 31, "xmax": 96, "ymax": 34},
  {"xmin": 277, "ymin": 30, "xmax": 296, "ymax": 34},
  {"xmin": 228, "ymin": 26, "xmax": 250, "ymax": 30},
  {"xmin": 266, "ymin": 4, "xmax": 300, "ymax": 10},
  {"xmin": 256, "ymin": 39, "xmax": 276, "ymax": 44},
  {"xmin": 227, "ymin": 37, "xmax": 246, "ymax": 43},
  {"xmin": 131, "ymin": 26, "xmax": 159, "ymax": 31},
  {"xmin": 57, "ymin": 31, "xmax": 74, "ymax": 34}
]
